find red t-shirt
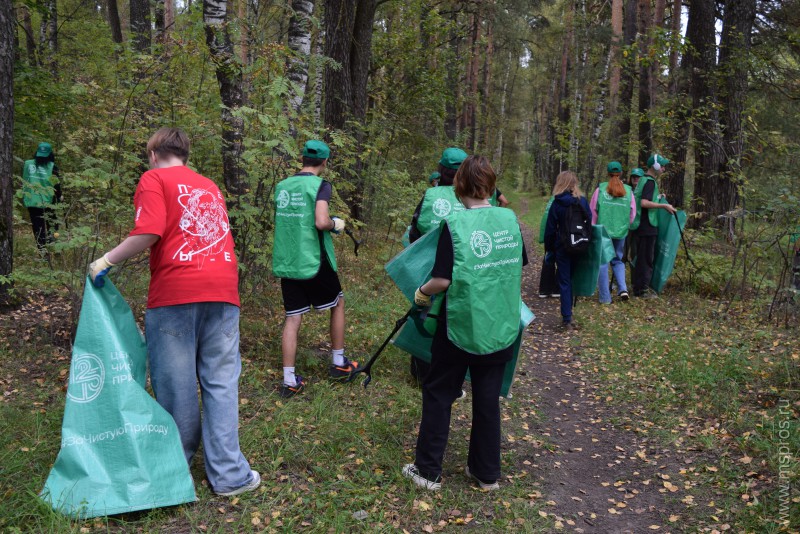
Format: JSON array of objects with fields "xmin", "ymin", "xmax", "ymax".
[{"xmin": 130, "ymin": 166, "xmax": 240, "ymax": 308}]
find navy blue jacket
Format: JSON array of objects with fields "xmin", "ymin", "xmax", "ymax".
[{"xmin": 544, "ymin": 191, "xmax": 591, "ymax": 252}]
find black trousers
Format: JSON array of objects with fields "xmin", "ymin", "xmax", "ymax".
[
  {"xmin": 27, "ymin": 207, "xmax": 55, "ymax": 249},
  {"xmin": 414, "ymin": 349, "xmax": 505, "ymax": 481},
  {"xmin": 632, "ymin": 233, "xmax": 657, "ymax": 295},
  {"xmin": 538, "ymin": 258, "xmax": 559, "ymax": 296}
]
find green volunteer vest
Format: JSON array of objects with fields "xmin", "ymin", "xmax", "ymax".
[
  {"xmin": 22, "ymin": 160, "xmax": 55, "ymax": 208},
  {"xmin": 445, "ymin": 207, "xmax": 522, "ymax": 355},
  {"xmin": 272, "ymin": 174, "xmax": 337, "ymax": 279},
  {"xmin": 596, "ymin": 182, "xmax": 633, "ymax": 239},
  {"xmin": 538, "ymin": 197, "xmax": 555, "ymax": 244},
  {"xmin": 631, "ymin": 175, "xmax": 660, "ymax": 231},
  {"xmin": 417, "ymin": 186, "xmax": 465, "ymax": 235}
]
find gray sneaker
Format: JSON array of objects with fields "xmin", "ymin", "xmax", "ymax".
[
  {"xmin": 215, "ymin": 470, "xmax": 261, "ymax": 497},
  {"xmin": 465, "ymin": 466, "xmax": 499, "ymax": 490}
]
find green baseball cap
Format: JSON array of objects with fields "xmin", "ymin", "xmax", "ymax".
[
  {"xmin": 607, "ymin": 161, "xmax": 623, "ymax": 173},
  {"xmin": 302, "ymin": 140, "xmax": 330, "ymax": 160},
  {"xmin": 439, "ymin": 147, "xmax": 468, "ymax": 170},
  {"xmin": 428, "ymin": 171, "xmax": 440, "ymax": 183},
  {"xmin": 646, "ymin": 154, "xmax": 670, "ymax": 168},
  {"xmin": 630, "ymin": 168, "xmax": 645, "ymax": 178},
  {"xmin": 35, "ymin": 142, "xmax": 52, "ymax": 158}
]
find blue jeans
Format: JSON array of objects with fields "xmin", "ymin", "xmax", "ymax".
[
  {"xmin": 598, "ymin": 237, "xmax": 628, "ymax": 303},
  {"xmin": 145, "ymin": 302, "xmax": 254, "ymax": 494}
]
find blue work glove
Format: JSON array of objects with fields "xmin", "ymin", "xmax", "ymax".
[
  {"xmin": 544, "ymin": 252, "xmax": 555, "ymax": 266},
  {"xmin": 89, "ymin": 254, "xmax": 115, "ymax": 288}
]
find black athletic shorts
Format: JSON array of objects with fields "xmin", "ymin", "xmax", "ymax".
[{"xmin": 280, "ymin": 257, "xmax": 343, "ymax": 317}]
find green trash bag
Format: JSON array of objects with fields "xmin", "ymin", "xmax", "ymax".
[
  {"xmin": 385, "ymin": 225, "xmax": 534, "ymax": 396},
  {"xmin": 571, "ymin": 225, "xmax": 616, "ymax": 297},
  {"xmin": 40, "ymin": 277, "xmax": 196, "ymax": 518},
  {"xmin": 650, "ymin": 209, "xmax": 687, "ymax": 294}
]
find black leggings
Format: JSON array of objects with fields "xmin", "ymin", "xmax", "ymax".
[{"xmin": 27, "ymin": 207, "xmax": 56, "ymax": 248}]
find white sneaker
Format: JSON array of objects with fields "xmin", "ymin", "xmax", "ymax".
[
  {"xmin": 215, "ymin": 470, "xmax": 261, "ymax": 496},
  {"xmin": 465, "ymin": 466, "xmax": 499, "ymax": 490},
  {"xmin": 402, "ymin": 463, "xmax": 442, "ymax": 491}
]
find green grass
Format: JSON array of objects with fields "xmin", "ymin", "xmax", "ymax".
[{"xmin": 1, "ymin": 218, "xmax": 551, "ymax": 532}]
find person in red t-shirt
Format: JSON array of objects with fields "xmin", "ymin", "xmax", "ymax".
[{"xmin": 89, "ymin": 128, "xmax": 260, "ymax": 497}]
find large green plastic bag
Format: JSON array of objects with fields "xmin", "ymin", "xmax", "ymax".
[
  {"xmin": 650, "ymin": 209, "xmax": 687, "ymax": 294},
  {"xmin": 571, "ymin": 225, "xmax": 616, "ymax": 297},
  {"xmin": 40, "ymin": 278, "xmax": 196, "ymax": 518},
  {"xmin": 385, "ymin": 225, "xmax": 534, "ymax": 396}
]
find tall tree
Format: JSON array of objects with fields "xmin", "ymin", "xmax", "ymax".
[
  {"xmin": 287, "ymin": 0, "xmax": 315, "ymax": 117},
  {"xmin": 0, "ymin": 0, "xmax": 14, "ymax": 302},
  {"xmin": 608, "ymin": 0, "xmax": 623, "ymax": 113},
  {"xmin": 107, "ymin": 0, "xmax": 123, "ymax": 44},
  {"xmin": 616, "ymin": 0, "xmax": 637, "ymax": 156},
  {"xmin": 130, "ymin": 0, "xmax": 151, "ymax": 52},
  {"xmin": 204, "ymin": 0, "xmax": 247, "ymax": 198},
  {"xmin": 636, "ymin": 0, "xmax": 652, "ymax": 163},
  {"xmin": 18, "ymin": 5, "xmax": 36, "ymax": 64},
  {"xmin": 687, "ymin": 0, "xmax": 721, "ymax": 224},
  {"xmin": 323, "ymin": 0, "xmax": 376, "ymax": 130},
  {"xmin": 39, "ymin": 0, "xmax": 57, "ymax": 73}
]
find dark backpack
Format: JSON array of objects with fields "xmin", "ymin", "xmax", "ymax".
[{"xmin": 560, "ymin": 201, "xmax": 592, "ymax": 255}]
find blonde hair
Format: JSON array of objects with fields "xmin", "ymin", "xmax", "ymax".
[{"xmin": 552, "ymin": 171, "xmax": 583, "ymax": 198}]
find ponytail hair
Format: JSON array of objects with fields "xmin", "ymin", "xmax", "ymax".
[{"xmin": 606, "ymin": 175, "xmax": 626, "ymax": 197}]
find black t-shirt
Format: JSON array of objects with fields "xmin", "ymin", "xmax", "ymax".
[
  {"xmin": 637, "ymin": 179, "xmax": 658, "ymax": 237},
  {"xmin": 429, "ymin": 221, "xmax": 528, "ymax": 364}
]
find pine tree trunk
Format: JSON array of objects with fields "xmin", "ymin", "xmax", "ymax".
[
  {"xmin": 323, "ymin": 0, "xmax": 356, "ymax": 130},
  {"xmin": 287, "ymin": 0, "xmax": 315, "ymax": 117},
  {"xmin": 18, "ymin": 5, "xmax": 37, "ymax": 64},
  {"xmin": 712, "ymin": 0, "xmax": 756, "ymax": 219},
  {"xmin": 480, "ymin": 15, "xmax": 494, "ymax": 153},
  {"xmin": 0, "ymin": 0, "xmax": 14, "ymax": 301},
  {"xmin": 130, "ymin": 0, "xmax": 151, "ymax": 53},
  {"xmin": 238, "ymin": 0, "xmax": 248, "ymax": 64},
  {"xmin": 687, "ymin": 0, "xmax": 720, "ymax": 226},
  {"xmin": 608, "ymin": 0, "xmax": 623, "ymax": 113},
  {"xmin": 204, "ymin": 0, "xmax": 247, "ymax": 199},
  {"xmin": 106, "ymin": 0, "xmax": 123, "ymax": 44},
  {"xmin": 637, "ymin": 0, "xmax": 651, "ymax": 163},
  {"xmin": 616, "ymin": 0, "xmax": 637, "ymax": 154}
]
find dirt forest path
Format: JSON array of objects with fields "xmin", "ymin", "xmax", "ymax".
[{"xmin": 511, "ymin": 199, "xmax": 684, "ymax": 532}]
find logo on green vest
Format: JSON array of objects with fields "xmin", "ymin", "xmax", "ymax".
[
  {"xmin": 470, "ymin": 230, "xmax": 493, "ymax": 258},
  {"xmin": 433, "ymin": 198, "xmax": 452, "ymax": 217},
  {"xmin": 67, "ymin": 353, "xmax": 105, "ymax": 403},
  {"xmin": 277, "ymin": 190, "xmax": 290, "ymax": 209}
]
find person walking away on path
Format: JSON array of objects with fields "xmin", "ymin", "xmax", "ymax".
[
  {"xmin": 630, "ymin": 155, "xmax": 676, "ymax": 298},
  {"xmin": 272, "ymin": 140, "xmax": 356, "ymax": 398},
  {"xmin": 544, "ymin": 171, "xmax": 591, "ymax": 330},
  {"xmin": 589, "ymin": 161, "xmax": 636, "ymax": 303},
  {"xmin": 88, "ymin": 128, "xmax": 260, "ymax": 497},
  {"xmin": 21, "ymin": 142, "xmax": 62, "ymax": 250},
  {"xmin": 402, "ymin": 155, "xmax": 526, "ymax": 491},
  {"xmin": 538, "ymin": 195, "xmax": 560, "ymax": 298}
]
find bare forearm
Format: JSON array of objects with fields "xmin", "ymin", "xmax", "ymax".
[
  {"xmin": 420, "ymin": 277, "xmax": 451, "ymax": 296},
  {"xmin": 106, "ymin": 234, "xmax": 160, "ymax": 264}
]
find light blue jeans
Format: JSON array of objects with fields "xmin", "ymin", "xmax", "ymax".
[
  {"xmin": 598, "ymin": 237, "xmax": 628, "ymax": 303},
  {"xmin": 145, "ymin": 302, "xmax": 254, "ymax": 494}
]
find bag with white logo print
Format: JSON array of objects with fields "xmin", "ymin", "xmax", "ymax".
[{"xmin": 40, "ymin": 277, "xmax": 195, "ymax": 518}]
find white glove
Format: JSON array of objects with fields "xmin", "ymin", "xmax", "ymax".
[{"xmin": 331, "ymin": 217, "xmax": 346, "ymax": 234}]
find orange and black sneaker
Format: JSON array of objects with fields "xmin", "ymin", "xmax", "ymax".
[
  {"xmin": 279, "ymin": 375, "xmax": 305, "ymax": 398},
  {"xmin": 329, "ymin": 357, "xmax": 359, "ymax": 380}
]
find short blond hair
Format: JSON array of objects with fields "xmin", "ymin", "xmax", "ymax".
[{"xmin": 147, "ymin": 127, "xmax": 190, "ymax": 164}]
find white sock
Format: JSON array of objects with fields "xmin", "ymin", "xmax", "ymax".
[
  {"xmin": 332, "ymin": 348, "xmax": 345, "ymax": 366},
  {"xmin": 283, "ymin": 367, "xmax": 296, "ymax": 386}
]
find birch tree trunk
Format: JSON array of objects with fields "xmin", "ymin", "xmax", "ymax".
[
  {"xmin": 287, "ymin": 1, "xmax": 315, "ymax": 117},
  {"xmin": 204, "ymin": 0, "xmax": 247, "ymax": 199},
  {"xmin": 0, "ymin": 0, "xmax": 14, "ymax": 301},
  {"xmin": 39, "ymin": 0, "xmax": 57, "ymax": 73}
]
